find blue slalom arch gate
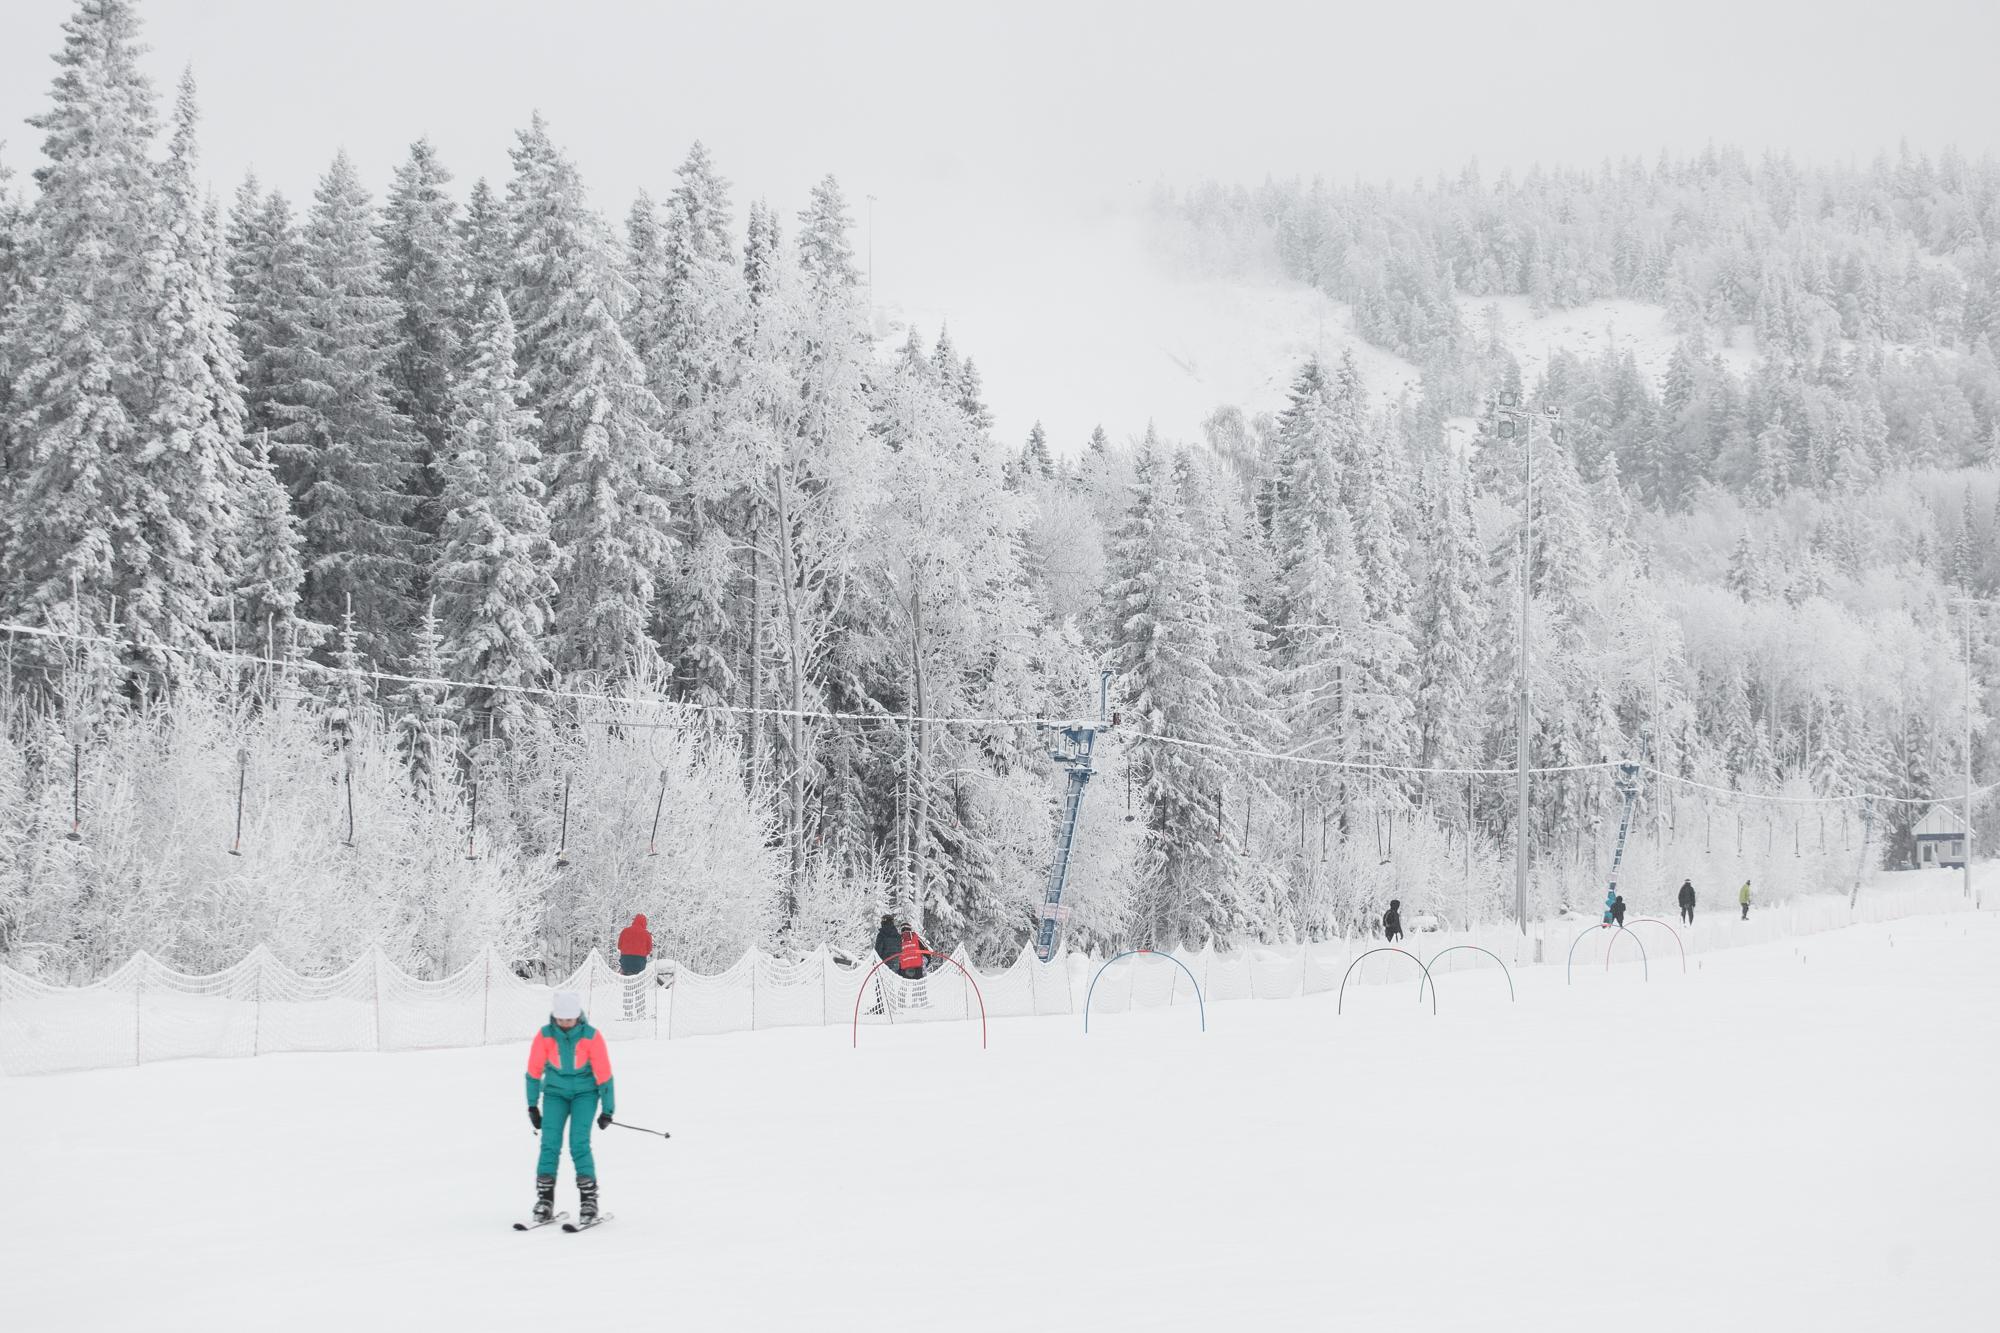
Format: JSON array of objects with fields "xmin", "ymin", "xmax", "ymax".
[
  {"xmin": 1083, "ymin": 949, "xmax": 1207, "ymax": 1033},
  {"xmin": 1415, "ymin": 945, "xmax": 1514, "ymax": 1004}
]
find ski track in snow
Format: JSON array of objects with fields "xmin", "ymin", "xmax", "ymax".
[{"xmin": 6, "ymin": 909, "xmax": 1998, "ymax": 1331}]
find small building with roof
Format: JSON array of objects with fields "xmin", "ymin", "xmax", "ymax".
[{"xmin": 1912, "ymin": 804, "xmax": 1968, "ymax": 870}]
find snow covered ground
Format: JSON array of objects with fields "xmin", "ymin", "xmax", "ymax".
[
  {"xmin": 1460, "ymin": 294, "xmax": 1762, "ymax": 389},
  {"xmin": 8, "ymin": 906, "xmax": 1998, "ymax": 1332}
]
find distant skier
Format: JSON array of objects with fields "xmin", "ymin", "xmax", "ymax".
[
  {"xmin": 1677, "ymin": 879, "xmax": 1696, "ymax": 925},
  {"xmin": 525, "ymin": 990, "xmax": 616, "ymax": 1226},
  {"xmin": 1602, "ymin": 888, "xmax": 1617, "ymax": 924},
  {"xmin": 896, "ymin": 921, "xmax": 928, "ymax": 979},
  {"xmin": 617, "ymin": 913, "xmax": 652, "ymax": 1019},
  {"xmin": 1382, "ymin": 900, "xmax": 1403, "ymax": 943},
  {"xmin": 1739, "ymin": 880, "xmax": 1753, "ymax": 921},
  {"xmin": 1612, "ymin": 894, "xmax": 1627, "ymax": 927}
]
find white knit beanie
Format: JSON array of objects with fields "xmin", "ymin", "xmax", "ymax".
[{"xmin": 551, "ymin": 990, "xmax": 583, "ymax": 1021}]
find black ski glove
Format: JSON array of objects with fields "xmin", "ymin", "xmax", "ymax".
[
  {"xmin": 528, "ymin": 1105, "xmax": 542, "ymax": 1130},
  {"xmin": 597, "ymin": 1112, "xmax": 614, "ymax": 1130}
]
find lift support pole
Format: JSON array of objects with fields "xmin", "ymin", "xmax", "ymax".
[{"xmin": 1034, "ymin": 672, "xmax": 1113, "ymax": 962}]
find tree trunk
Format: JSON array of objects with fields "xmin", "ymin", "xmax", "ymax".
[
  {"xmin": 907, "ymin": 591, "xmax": 929, "ymax": 924},
  {"xmin": 746, "ymin": 511, "xmax": 762, "ymax": 796},
  {"xmin": 770, "ymin": 465, "xmax": 808, "ymax": 919}
]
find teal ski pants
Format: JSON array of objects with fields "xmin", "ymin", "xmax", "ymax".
[{"xmin": 536, "ymin": 1087, "xmax": 599, "ymax": 1178}]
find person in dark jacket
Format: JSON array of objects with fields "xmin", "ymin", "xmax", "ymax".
[
  {"xmin": 1382, "ymin": 900, "xmax": 1403, "ymax": 943},
  {"xmin": 896, "ymin": 921, "xmax": 927, "ymax": 979},
  {"xmin": 1677, "ymin": 879, "xmax": 1696, "ymax": 925},
  {"xmin": 616, "ymin": 913, "xmax": 652, "ymax": 1019},
  {"xmin": 1611, "ymin": 894, "xmax": 1627, "ymax": 927},
  {"xmin": 873, "ymin": 913, "xmax": 901, "ymax": 966},
  {"xmin": 862, "ymin": 913, "xmax": 902, "ymax": 1017}
]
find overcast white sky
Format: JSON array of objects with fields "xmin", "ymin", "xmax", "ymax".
[{"xmin": 4, "ymin": 0, "xmax": 1997, "ymax": 444}]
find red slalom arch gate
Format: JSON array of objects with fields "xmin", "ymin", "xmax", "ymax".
[
  {"xmin": 1564, "ymin": 923, "xmax": 1650, "ymax": 984},
  {"xmin": 1622, "ymin": 916, "xmax": 1687, "ymax": 972},
  {"xmin": 851, "ymin": 947, "xmax": 988, "ymax": 1049}
]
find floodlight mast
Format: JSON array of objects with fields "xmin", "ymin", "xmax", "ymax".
[{"xmin": 1957, "ymin": 596, "xmax": 1996, "ymax": 901}]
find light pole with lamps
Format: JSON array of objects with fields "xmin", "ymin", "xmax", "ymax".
[{"xmin": 1953, "ymin": 595, "xmax": 1997, "ymax": 902}]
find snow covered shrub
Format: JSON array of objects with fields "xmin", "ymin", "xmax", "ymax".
[
  {"xmin": 484, "ymin": 704, "xmax": 783, "ymax": 974},
  {"xmin": 0, "ymin": 682, "xmax": 546, "ymax": 979},
  {"xmin": 787, "ymin": 849, "xmax": 885, "ymax": 962}
]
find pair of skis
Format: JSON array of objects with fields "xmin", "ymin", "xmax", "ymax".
[
  {"xmin": 513, "ymin": 1211, "xmax": 614, "ymax": 1234},
  {"xmin": 512, "ymin": 1116, "xmax": 667, "ymax": 1232}
]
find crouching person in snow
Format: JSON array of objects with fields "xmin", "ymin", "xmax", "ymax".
[{"xmin": 526, "ymin": 990, "xmax": 615, "ymax": 1224}]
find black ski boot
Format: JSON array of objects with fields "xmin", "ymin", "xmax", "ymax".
[
  {"xmin": 532, "ymin": 1174, "xmax": 557, "ymax": 1224},
  {"xmin": 577, "ymin": 1176, "xmax": 599, "ymax": 1224}
]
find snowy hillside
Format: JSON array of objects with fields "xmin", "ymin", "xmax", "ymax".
[
  {"xmin": 8, "ymin": 904, "xmax": 1996, "ymax": 1332},
  {"xmin": 884, "ymin": 221, "xmax": 1767, "ymax": 459},
  {"xmin": 1461, "ymin": 294, "xmax": 1762, "ymax": 388},
  {"xmin": 871, "ymin": 209, "xmax": 1424, "ymax": 451}
]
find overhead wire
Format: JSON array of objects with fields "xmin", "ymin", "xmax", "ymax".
[{"xmin": 6, "ymin": 618, "xmax": 1995, "ymax": 811}]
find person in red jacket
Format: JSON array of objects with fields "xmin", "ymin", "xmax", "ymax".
[
  {"xmin": 896, "ymin": 921, "xmax": 927, "ymax": 980},
  {"xmin": 617, "ymin": 913, "xmax": 652, "ymax": 1019}
]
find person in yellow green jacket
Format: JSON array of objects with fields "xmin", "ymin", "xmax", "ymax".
[
  {"xmin": 1738, "ymin": 880, "xmax": 1753, "ymax": 921},
  {"xmin": 525, "ymin": 990, "xmax": 615, "ymax": 1223}
]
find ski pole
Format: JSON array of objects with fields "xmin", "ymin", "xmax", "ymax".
[{"xmin": 607, "ymin": 1118, "xmax": 671, "ymax": 1139}]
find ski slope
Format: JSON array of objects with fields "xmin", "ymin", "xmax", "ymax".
[
  {"xmin": 871, "ymin": 207, "xmax": 1424, "ymax": 452},
  {"xmin": 7, "ymin": 907, "xmax": 1998, "ymax": 1332}
]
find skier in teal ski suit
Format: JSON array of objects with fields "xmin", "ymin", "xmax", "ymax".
[{"xmin": 525, "ymin": 990, "xmax": 616, "ymax": 1223}]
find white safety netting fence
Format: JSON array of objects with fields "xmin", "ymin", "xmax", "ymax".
[{"xmin": 0, "ymin": 881, "xmax": 1973, "ymax": 1076}]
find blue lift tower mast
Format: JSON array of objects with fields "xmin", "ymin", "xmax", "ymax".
[
  {"xmin": 1034, "ymin": 672, "xmax": 1114, "ymax": 963},
  {"xmin": 1603, "ymin": 733, "xmax": 1651, "ymax": 908}
]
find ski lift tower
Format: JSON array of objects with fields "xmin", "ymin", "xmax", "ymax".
[
  {"xmin": 1603, "ymin": 733, "xmax": 1650, "ymax": 907},
  {"xmin": 1033, "ymin": 672, "xmax": 1115, "ymax": 962}
]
